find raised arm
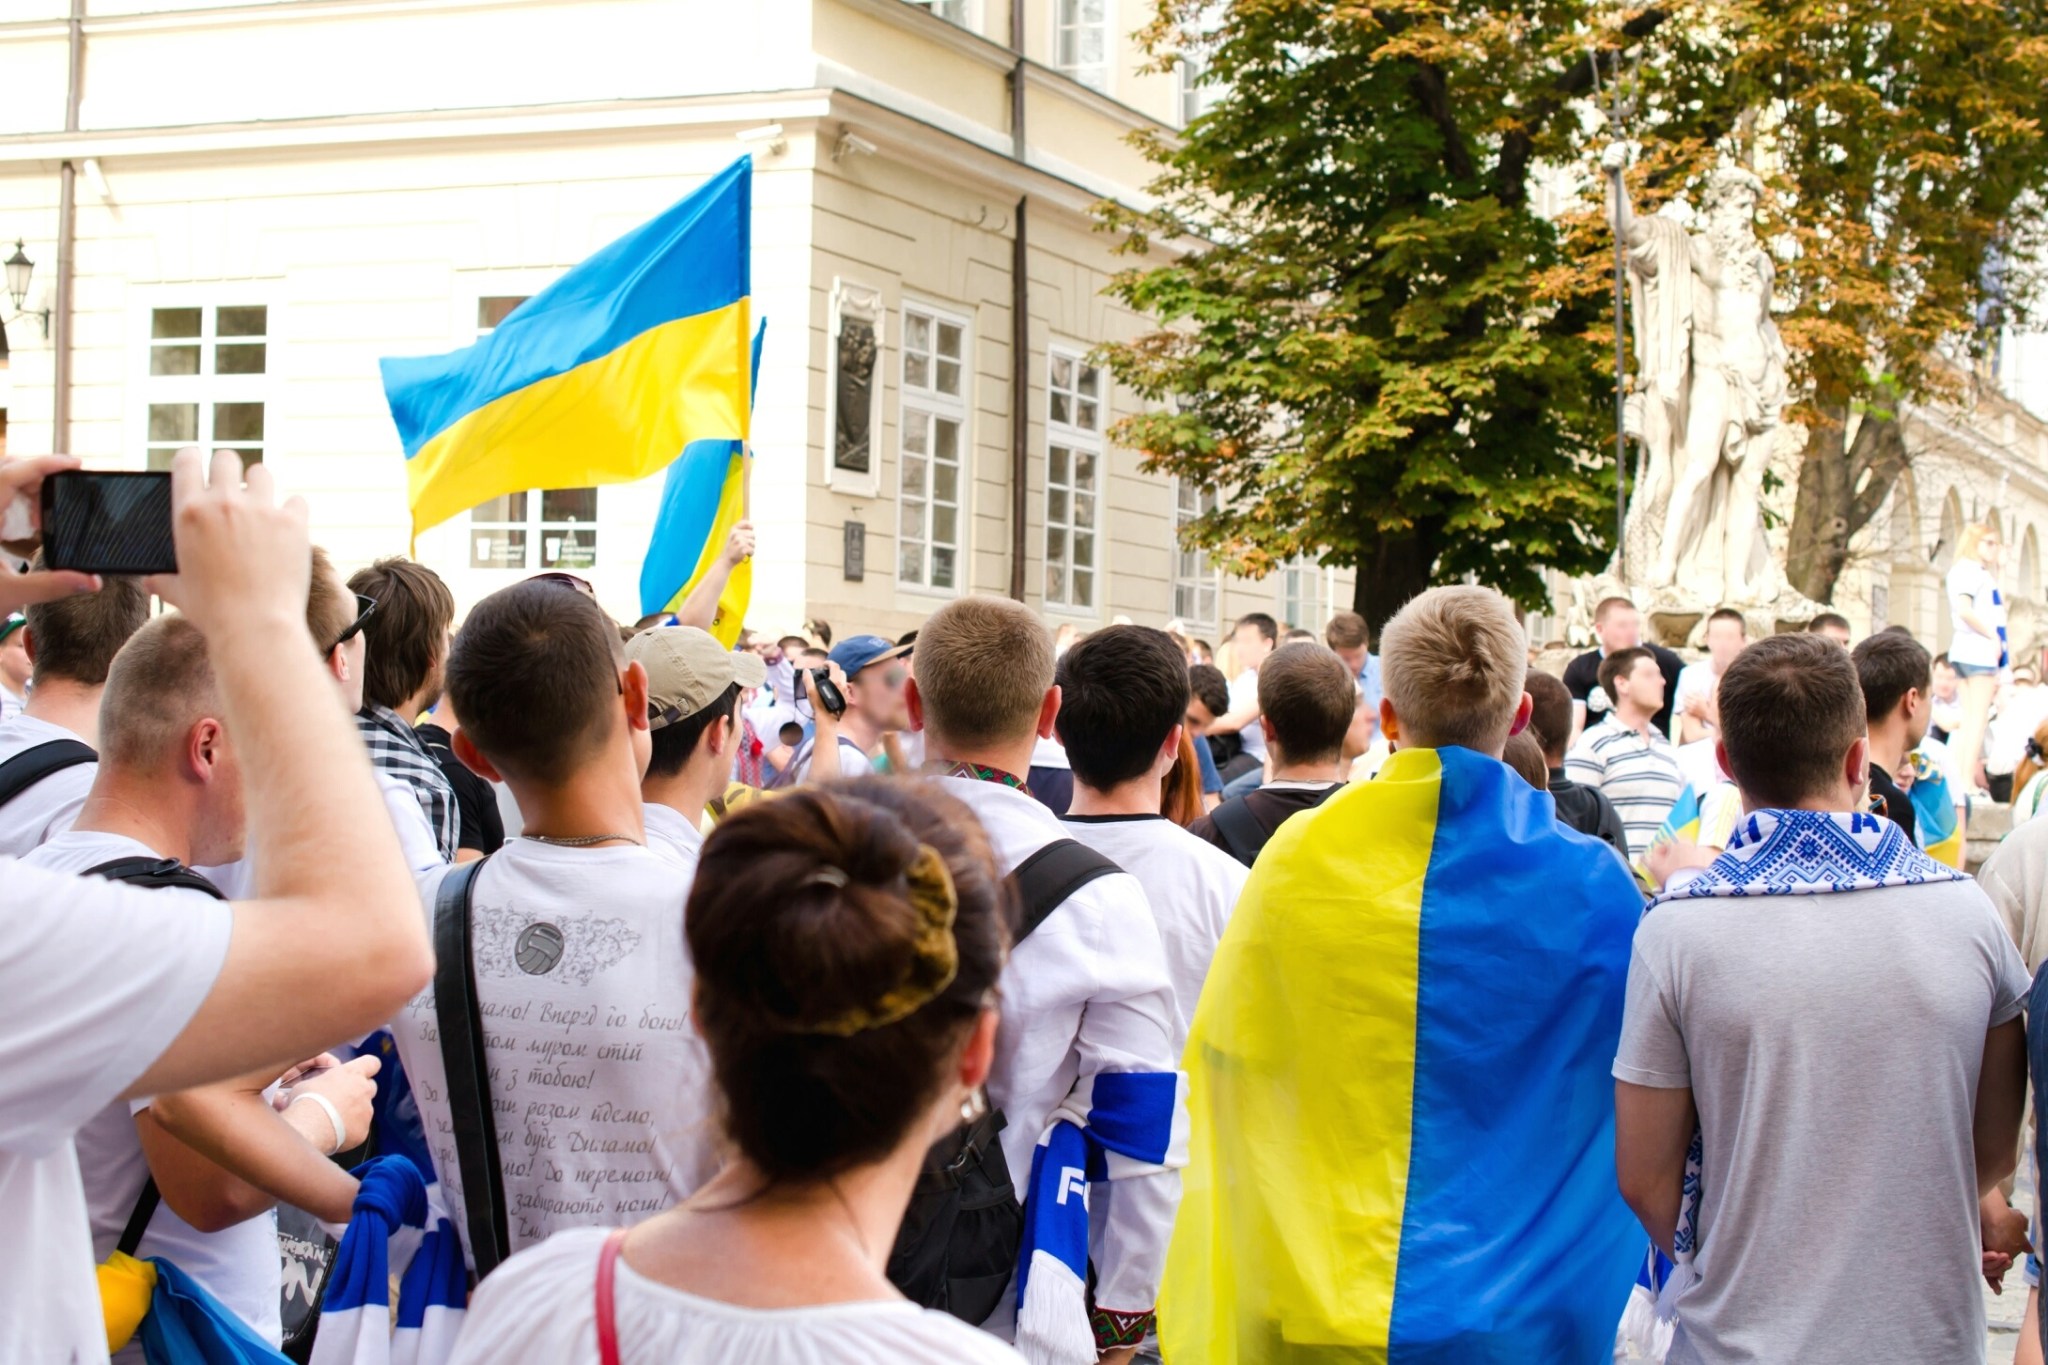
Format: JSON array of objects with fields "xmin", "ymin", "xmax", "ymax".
[
  {"xmin": 672, "ymin": 520, "xmax": 755, "ymax": 633},
  {"xmin": 1603, "ymin": 143, "xmax": 1654, "ymax": 253},
  {"xmin": 128, "ymin": 450, "xmax": 435, "ymax": 1097}
]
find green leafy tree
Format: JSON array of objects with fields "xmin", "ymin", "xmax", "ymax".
[
  {"xmin": 1101, "ymin": 0, "xmax": 1645, "ymax": 632},
  {"xmin": 1616, "ymin": 0, "xmax": 2048, "ymax": 604}
]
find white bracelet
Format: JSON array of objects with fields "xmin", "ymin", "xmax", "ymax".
[{"xmin": 289, "ymin": 1092, "xmax": 349, "ymax": 1156}]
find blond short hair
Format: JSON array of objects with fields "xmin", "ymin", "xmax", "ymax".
[
  {"xmin": 99, "ymin": 614, "xmax": 221, "ymax": 771},
  {"xmin": 1380, "ymin": 585, "xmax": 1527, "ymax": 752},
  {"xmin": 915, "ymin": 596, "xmax": 1055, "ymax": 749}
]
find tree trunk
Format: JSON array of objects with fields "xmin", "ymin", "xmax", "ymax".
[
  {"xmin": 1352, "ymin": 524, "xmax": 1439, "ymax": 639},
  {"xmin": 1785, "ymin": 405, "xmax": 1853, "ymax": 603},
  {"xmin": 1785, "ymin": 402, "xmax": 1907, "ymax": 605}
]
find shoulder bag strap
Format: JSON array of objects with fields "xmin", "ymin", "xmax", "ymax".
[
  {"xmin": 85, "ymin": 857, "xmax": 227, "ymax": 899},
  {"xmin": 1210, "ymin": 796, "xmax": 1266, "ymax": 868},
  {"xmin": 0, "ymin": 737, "xmax": 95, "ymax": 809},
  {"xmin": 116, "ymin": 1179, "xmax": 162, "ymax": 1259},
  {"xmin": 433, "ymin": 856, "xmax": 512, "ymax": 1278},
  {"xmin": 595, "ymin": 1227, "xmax": 628, "ymax": 1365},
  {"xmin": 1007, "ymin": 838, "xmax": 1122, "ymax": 946}
]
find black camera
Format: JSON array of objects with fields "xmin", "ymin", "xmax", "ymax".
[{"xmin": 804, "ymin": 667, "xmax": 847, "ymax": 718}]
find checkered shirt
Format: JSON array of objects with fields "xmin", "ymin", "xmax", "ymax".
[{"xmin": 357, "ymin": 703, "xmax": 460, "ymax": 861}]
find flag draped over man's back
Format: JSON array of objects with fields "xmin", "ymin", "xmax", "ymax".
[
  {"xmin": 1160, "ymin": 746, "xmax": 1644, "ymax": 1364},
  {"xmin": 382, "ymin": 158, "xmax": 752, "ymax": 549}
]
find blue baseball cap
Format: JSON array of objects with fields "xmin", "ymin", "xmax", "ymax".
[{"xmin": 828, "ymin": 634, "xmax": 911, "ymax": 679}]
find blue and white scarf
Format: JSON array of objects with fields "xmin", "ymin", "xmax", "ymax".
[
  {"xmin": 310, "ymin": 1156, "xmax": 467, "ymax": 1365},
  {"xmin": 1015, "ymin": 1070, "xmax": 1188, "ymax": 1365},
  {"xmin": 1619, "ymin": 810, "xmax": 1966, "ymax": 1356}
]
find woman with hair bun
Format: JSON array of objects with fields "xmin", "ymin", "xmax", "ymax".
[{"xmin": 450, "ymin": 779, "xmax": 1025, "ymax": 1364}]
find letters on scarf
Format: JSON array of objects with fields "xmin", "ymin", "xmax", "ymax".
[
  {"xmin": 1625, "ymin": 809, "xmax": 1968, "ymax": 1346},
  {"xmin": 1015, "ymin": 1070, "xmax": 1188, "ymax": 1365}
]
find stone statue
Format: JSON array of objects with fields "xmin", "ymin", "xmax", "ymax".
[{"xmin": 1604, "ymin": 143, "xmax": 1792, "ymax": 607}]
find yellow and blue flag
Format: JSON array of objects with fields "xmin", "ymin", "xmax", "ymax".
[
  {"xmin": 1635, "ymin": 780, "xmax": 1744, "ymax": 889},
  {"xmin": 381, "ymin": 158, "xmax": 752, "ymax": 548},
  {"xmin": 1909, "ymin": 743, "xmax": 1964, "ymax": 868},
  {"xmin": 1161, "ymin": 746, "xmax": 1643, "ymax": 1363},
  {"xmin": 637, "ymin": 319, "xmax": 765, "ymax": 638}
]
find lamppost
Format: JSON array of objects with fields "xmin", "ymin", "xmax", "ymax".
[{"xmin": 5, "ymin": 240, "xmax": 51, "ymax": 339}]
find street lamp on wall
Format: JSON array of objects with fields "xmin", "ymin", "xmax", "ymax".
[{"xmin": 5, "ymin": 240, "xmax": 50, "ymax": 340}]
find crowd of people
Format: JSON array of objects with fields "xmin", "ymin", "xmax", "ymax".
[{"xmin": 2, "ymin": 445, "xmax": 2047, "ymax": 1365}]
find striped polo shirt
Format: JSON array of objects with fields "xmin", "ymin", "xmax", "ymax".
[{"xmin": 1563, "ymin": 716, "xmax": 1684, "ymax": 860}]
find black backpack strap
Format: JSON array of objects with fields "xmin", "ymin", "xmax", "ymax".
[
  {"xmin": 85, "ymin": 857, "xmax": 227, "ymax": 899},
  {"xmin": 1209, "ymin": 796, "xmax": 1266, "ymax": 868},
  {"xmin": 0, "ymin": 737, "xmax": 95, "ymax": 809},
  {"xmin": 433, "ymin": 857, "xmax": 511, "ymax": 1279},
  {"xmin": 1008, "ymin": 838, "xmax": 1122, "ymax": 945},
  {"xmin": 116, "ymin": 1179, "xmax": 162, "ymax": 1258}
]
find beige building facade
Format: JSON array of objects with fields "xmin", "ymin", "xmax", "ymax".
[{"xmin": 0, "ymin": 0, "xmax": 1350, "ymax": 642}]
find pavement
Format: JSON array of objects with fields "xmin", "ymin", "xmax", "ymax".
[{"xmin": 1990, "ymin": 1151, "xmax": 2038, "ymax": 1365}]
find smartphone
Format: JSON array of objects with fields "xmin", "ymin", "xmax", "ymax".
[{"xmin": 40, "ymin": 471, "xmax": 176, "ymax": 575}]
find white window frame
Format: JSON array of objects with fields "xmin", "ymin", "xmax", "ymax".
[
  {"xmin": 1053, "ymin": 0, "xmax": 1112, "ymax": 93},
  {"xmin": 896, "ymin": 300, "xmax": 972, "ymax": 597},
  {"xmin": 906, "ymin": 0, "xmax": 975, "ymax": 25},
  {"xmin": 138, "ymin": 297, "xmax": 272, "ymax": 472},
  {"xmin": 1044, "ymin": 344, "xmax": 1104, "ymax": 615},
  {"xmin": 1276, "ymin": 555, "xmax": 1325, "ymax": 629},
  {"xmin": 1177, "ymin": 1, "xmax": 1227, "ymax": 126},
  {"xmin": 1171, "ymin": 478, "xmax": 1221, "ymax": 633},
  {"xmin": 825, "ymin": 278, "xmax": 885, "ymax": 498}
]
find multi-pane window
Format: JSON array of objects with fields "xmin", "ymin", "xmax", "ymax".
[
  {"xmin": 1045, "ymin": 349, "xmax": 1102, "ymax": 610},
  {"xmin": 467, "ymin": 296, "xmax": 599, "ymax": 570},
  {"xmin": 907, "ymin": 0, "xmax": 971, "ymax": 22},
  {"xmin": 145, "ymin": 305, "xmax": 267, "ymax": 471},
  {"xmin": 1055, "ymin": 0, "xmax": 1111, "ymax": 92},
  {"xmin": 1178, "ymin": 2, "xmax": 1227, "ymax": 126},
  {"xmin": 1278, "ymin": 556, "xmax": 1324, "ymax": 629},
  {"xmin": 898, "ymin": 304, "xmax": 968, "ymax": 592},
  {"xmin": 1172, "ymin": 479, "xmax": 1220, "ymax": 630}
]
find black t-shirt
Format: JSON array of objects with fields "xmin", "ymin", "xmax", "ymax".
[
  {"xmin": 1188, "ymin": 783, "xmax": 1343, "ymax": 866},
  {"xmin": 1546, "ymin": 769, "xmax": 1631, "ymax": 860},
  {"xmin": 415, "ymin": 722, "xmax": 505, "ymax": 856},
  {"xmin": 1562, "ymin": 644, "xmax": 1685, "ymax": 736},
  {"xmin": 1867, "ymin": 762, "xmax": 1918, "ymax": 844}
]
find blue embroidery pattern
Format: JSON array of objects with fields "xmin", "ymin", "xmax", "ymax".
[{"xmin": 1656, "ymin": 808, "xmax": 1966, "ymax": 903}]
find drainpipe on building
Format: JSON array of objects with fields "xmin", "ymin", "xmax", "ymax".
[
  {"xmin": 1006, "ymin": 0, "xmax": 1030, "ymax": 602},
  {"xmin": 51, "ymin": 0, "xmax": 84, "ymax": 456}
]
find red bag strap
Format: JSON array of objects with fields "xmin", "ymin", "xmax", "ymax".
[{"xmin": 596, "ymin": 1227, "xmax": 629, "ymax": 1365}]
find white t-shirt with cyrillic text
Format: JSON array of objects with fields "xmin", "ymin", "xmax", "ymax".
[
  {"xmin": 0, "ymin": 857, "xmax": 233, "ymax": 1365},
  {"xmin": 393, "ymin": 839, "xmax": 718, "ymax": 1269},
  {"xmin": 24, "ymin": 830, "xmax": 282, "ymax": 1356}
]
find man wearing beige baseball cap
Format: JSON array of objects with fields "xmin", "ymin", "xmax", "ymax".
[{"xmin": 625, "ymin": 626, "xmax": 765, "ymax": 880}]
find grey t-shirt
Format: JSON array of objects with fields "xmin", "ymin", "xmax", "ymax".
[{"xmin": 1615, "ymin": 877, "xmax": 2029, "ymax": 1365}]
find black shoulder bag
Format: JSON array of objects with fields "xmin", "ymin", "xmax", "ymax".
[
  {"xmin": 432, "ymin": 856, "xmax": 512, "ymax": 1279},
  {"xmin": 885, "ymin": 837, "xmax": 1123, "ymax": 1325},
  {"xmin": 0, "ymin": 737, "xmax": 96, "ymax": 809}
]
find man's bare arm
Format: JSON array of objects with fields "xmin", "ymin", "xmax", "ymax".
[
  {"xmin": 1615, "ymin": 1080, "xmax": 1697, "ymax": 1256},
  {"xmin": 1975, "ymin": 1017, "xmax": 2028, "ymax": 1196},
  {"xmin": 127, "ymin": 450, "xmax": 434, "ymax": 1097}
]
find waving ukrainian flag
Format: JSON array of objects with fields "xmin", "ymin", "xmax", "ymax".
[
  {"xmin": 1909, "ymin": 742, "xmax": 1965, "ymax": 868},
  {"xmin": 382, "ymin": 158, "xmax": 752, "ymax": 548},
  {"xmin": 1161, "ymin": 746, "xmax": 1643, "ymax": 1363},
  {"xmin": 637, "ymin": 319, "xmax": 765, "ymax": 638}
]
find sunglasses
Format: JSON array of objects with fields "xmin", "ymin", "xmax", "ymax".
[{"xmin": 333, "ymin": 593, "xmax": 378, "ymax": 649}]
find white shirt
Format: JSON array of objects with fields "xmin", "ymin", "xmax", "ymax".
[
  {"xmin": 1674, "ymin": 737, "xmax": 1724, "ymax": 795},
  {"xmin": 642, "ymin": 802, "xmax": 705, "ymax": 884},
  {"xmin": 1564, "ymin": 716, "xmax": 1684, "ymax": 860},
  {"xmin": 0, "ymin": 682, "xmax": 23, "ymax": 721},
  {"xmin": 1987, "ymin": 683, "xmax": 2048, "ymax": 777},
  {"xmin": 450, "ymin": 1227, "xmax": 1026, "ymax": 1365},
  {"xmin": 0, "ymin": 712, "xmax": 96, "ymax": 857},
  {"xmin": 0, "ymin": 858, "xmax": 233, "ymax": 1365},
  {"xmin": 933, "ymin": 776, "xmax": 1181, "ymax": 1326},
  {"xmin": 1946, "ymin": 559, "xmax": 2007, "ymax": 669},
  {"xmin": 786, "ymin": 735, "xmax": 874, "ymax": 783},
  {"xmin": 1057, "ymin": 814, "xmax": 1249, "ymax": 1050},
  {"xmin": 1227, "ymin": 669, "xmax": 1267, "ymax": 760},
  {"xmin": 191, "ymin": 768, "xmax": 443, "ymax": 905},
  {"xmin": 22, "ymin": 831, "xmax": 283, "ymax": 1355},
  {"xmin": 1671, "ymin": 659, "xmax": 1720, "ymax": 742},
  {"xmin": 394, "ymin": 839, "xmax": 719, "ymax": 1269}
]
